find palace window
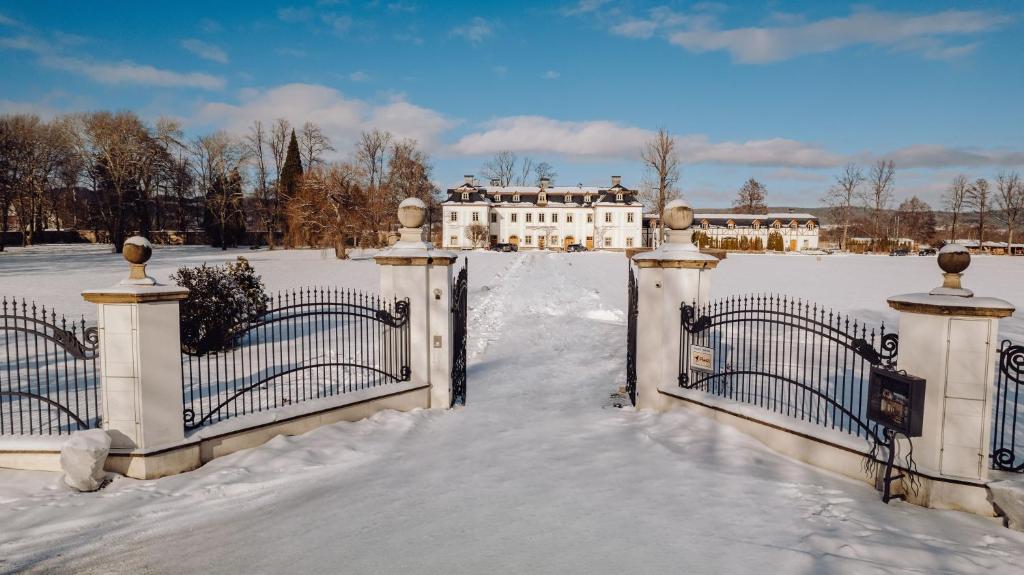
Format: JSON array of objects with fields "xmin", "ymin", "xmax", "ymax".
[
  {"xmin": 604, "ymin": 236, "xmax": 613, "ymax": 247},
  {"xmin": 461, "ymin": 192, "xmax": 469, "ymax": 200},
  {"xmin": 511, "ymin": 213, "xmax": 518, "ymax": 223},
  {"xmin": 525, "ymin": 235, "xmax": 533, "ymax": 245},
  {"xmin": 538, "ymin": 192, "xmax": 547, "ymax": 203},
  {"xmin": 806, "ymin": 221, "xmax": 816, "ymax": 230},
  {"xmin": 701, "ymin": 220, "xmax": 709, "ymax": 230},
  {"xmin": 752, "ymin": 220, "xmax": 761, "ymax": 229},
  {"xmin": 552, "ymin": 213, "xmax": 558, "ymax": 223},
  {"xmin": 490, "ymin": 213, "xmax": 497, "ymax": 223},
  {"xmin": 551, "ymin": 236, "xmax": 559, "ymax": 245},
  {"xmin": 513, "ymin": 194, "xmax": 520, "ymax": 202},
  {"xmin": 587, "ymin": 213, "xmax": 593, "ymax": 223},
  {"xmin": 526, "ymin": 213, "xmax": 533, "ymax": 223},
  {"xmin": 584, "ymin": 194, "xmax": 592, "ymax": 203},
  {"xmin": 472, "ymin": 212, "xmax": 480, "ymax": 222},
  {"xmin": 616, "ymin": 193, "xmax": 623, "ymax": 201},
  {"xmin": 626, "ymin": 237, "xmax": 634, "ymax": 247},
  {"xmin": 772, "ymin": 220, "xmax": 781, "ymax": 229},
  {"xmin": 727, "ymin": 220, "xmax": 736, "ymax": 229},
  {"xmin": 567, "ymin": 213, "xmax": 574, "ymax": 223},
  {"xmin": 565, "ymin": 194, "xmax": 572, "ymax": 203},
  {"xmin": 495, "ymin": 194, "xmax": 502, "ymax": 202},
  {"xmin": 450, "ymin": 236, "xmax": 458, "ymax": 246},
  {"xmin": 790, "ymin": 220, "xmax": 798, "ymax": 229},
  {"xmin": 538, "ymin": 213, "xmax": 545, "ymax": 223},
  {"xmin": 450, "ymin": 212, "xmax": 457, "ymax": 222},
  {"xmin": 605, "ymin": 212, "xmax": 612, "ymax": 223},
  {"xmin": 627, "ymin": 212, "xmax": 634, "ymax": 223}
]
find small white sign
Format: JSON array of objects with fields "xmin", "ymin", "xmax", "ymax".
[{"xmin": 690, "ymin": 345, "xmax": 714, "ymax": 373}]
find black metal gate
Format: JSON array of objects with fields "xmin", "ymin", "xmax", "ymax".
[
  {"xmin": 679, "ymin": 294, "xmax": 897, "ymax": 442},
  {"xmin": 1, "ymin": 298, "xmax": 100, "ymax": 435},
  {"xmin": 451, "ymin": 258, "xmax": 468, "ymax": 407},
  {"xmin": 992, "ymin": 339, "xmax": 1023, "ymax": 472},
  {"xmin": 625, "ymin": 265, "xmax": 638, "ymax": 405},
  {"xmin": 181, "ymin": 288, "xmax": 411, "ymax": 430}
]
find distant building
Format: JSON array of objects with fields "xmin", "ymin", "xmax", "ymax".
[
  {"xmin": 441, "ymin": 175, "xmax": 643, "ymax": 251},
  {"xmin": 644, "ymin": 212, "xmax": 820, "ymax": 252}
]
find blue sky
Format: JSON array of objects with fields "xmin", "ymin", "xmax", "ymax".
[{"xmin": 1, "ymin": 1, "xmax": 1022, "ymax": 207}]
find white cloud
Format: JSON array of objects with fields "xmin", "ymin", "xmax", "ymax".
[
  {"xmin": 0, "ymin": 98, "xmax": 62, "ymax": 118},
  {"xmin": 40, "ymin": 55, "xmax": 225, "ymax": 90},
  {"xmin": 543, "ymin": 70, "xmax": 560, "ymax": 80},
  {"xmin": 562, "ymin": 0, "xmax": 611, "ymax": 17},
  {"xmin": 181, "ymin": 38, "xmax": 228, "ymax": 64},
  {"xmin": 450, "ymin": 17, "xmax": 493, "ymax": 43},
  {"xmin": 880, "ymin": 145, "xmax": 1024, "ymax": 169},
  {"xmin": 0, "ymin": 12, "xmax": 22, "ymax": 28},
  {"xmin": 196, "ymin": 83, "xmax": 454, "ymax": 153},
  {"xmin": 321, "ymin": 13, "xmax": 352, "ymax": 35},
  {"xmin": 349, "ymin": 70, "xmax": 370, "ymax": 82},
  {"xmin": 611, "ymin": 19, "xmax": 659, "ymax": 39},
  {"xmin": 667, "ymin": 8, "xmax": 1008, "ymax": 63}
]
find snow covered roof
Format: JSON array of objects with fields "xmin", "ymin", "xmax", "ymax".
[{"xmin": 694, "ymin": 213, "xmax": 818, "ymax": 221}]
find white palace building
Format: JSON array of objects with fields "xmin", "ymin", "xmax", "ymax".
[{"xmin": 442, "ymin": 175, "xmax": 643, "ymax": 251}]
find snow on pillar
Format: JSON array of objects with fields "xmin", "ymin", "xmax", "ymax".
[
  {"xmin": 887, "ymin": 244, "xmax": 1013, "ymax": 506},
  {"xmin": 633, "ymin": 200, "xmax": 718, "ymax": 411},
  {"xmin": 375, "ymin": 198, "xmax": 457, "ymax": 408},
  {"xmin": 81, "ymin": 237, "xmax": 189, "ymax": 451}
]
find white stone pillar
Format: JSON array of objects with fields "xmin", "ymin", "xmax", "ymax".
[
  {"xmin": 887, "ymin": 244, "xmax": 1013, "ymax": 508},
  {"xmin": 633, "ymin": 200, "xmax": 719, "ymax": 411},
  {"xmin": 375, "ymin": 198, "xmax": 457, "ymax": 408},
  {"xmin": 81, "ymin": 237, "xmax": 189, "ymax": 451}
]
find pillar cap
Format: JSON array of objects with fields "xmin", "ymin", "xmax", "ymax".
[
  {"xmin": 887, "ymin": 293, "xmax": 1014, "ymax": 318},
  {"xmin": 83, "ymin": 285, "xmax": 189, "ymax": 304}
]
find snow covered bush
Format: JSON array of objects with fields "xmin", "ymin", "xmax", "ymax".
[{"xmin": 172, "ymin": 257, "xmax": 269, "ymax": 355}]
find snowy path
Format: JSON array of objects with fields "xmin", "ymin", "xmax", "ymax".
[{"xmin": 1, "ymin": 251, "xmax": 1023, "ymax": 573}]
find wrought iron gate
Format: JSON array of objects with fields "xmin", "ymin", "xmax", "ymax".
[
  {"xmin": 451, "ymin": 258, "xmax": 468, "ymax": 407},
  {"xmin": 679, "ymin": 294, "xmax": 898, "ymax": 442},
  {"xmin": 625, "ymin": 265, "xmax": 638, "ymax": 405},
  {"xmin": 992, "ymin": 339, "xmax": 1023, "ymax": 472},
  {"xmin": 181, "ymin": 288, "xmax": 411, "ymax": 430},
  {"xmin": 1, "ymin": 298, "xmax": 100, "ymax": 435}
]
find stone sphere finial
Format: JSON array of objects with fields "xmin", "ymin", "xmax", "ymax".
[
  {"xmin": 397, "ymin": 197, "xmax": 427, "ymax": 229},
  {"xmin": 937, "ymin": 243, "xmax": 970, "ymax": 274},
  {"xmin": 120, "ymin": 236, "xmax": 156, "ymax": 286},
  {"xmin": 663, "ymin": 199, "xmax": 694, "ymax": 231},
  {"xmin": 123, "ymin": 236, "xmax": 153, "ymax": 265}
]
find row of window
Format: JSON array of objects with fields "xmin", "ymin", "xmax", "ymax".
[
  {"xmin": 449, "ymin": 211, "xmax": 636, "ymax": 224},
  {"xmin": 459, "ymin": 192, "xmax": 626, "ymax": 203},
  {"xmin": 701, "ymin": 220, "xmax": 816, "ymax": 230},
  {"xmin": 448, "ymin": 235, "xmax": 637, "ymax": 248}
]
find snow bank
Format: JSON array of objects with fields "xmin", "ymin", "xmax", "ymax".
[{"xmin": 60, "ymin": 429, "xmax": 110, "ymax": 492}]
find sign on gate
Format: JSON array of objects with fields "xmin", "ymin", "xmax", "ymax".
[
  {"xmin": 689, "ymin": 345, "xmax": 714, "ymax": 373},
  {"xmin": 868, "ymin": 366, "xmax": 925, "ymax": 437}
]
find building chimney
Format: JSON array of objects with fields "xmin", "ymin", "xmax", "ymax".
[
  {"xmin": 540, "ymin": 177, "xmax": 550, "ymax": 189},
  {"xmin": 490, "ymin": 178, "xmax": 500, "ymax": 187},
  {"xmin": 464, "ymin": 174, "xmax": 474, "ymax": 186},
  {"xmin": 611, "ymin": 175, "xmax": 621, "ymax": 187}
]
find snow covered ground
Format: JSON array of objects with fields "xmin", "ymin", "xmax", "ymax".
[{"xmin": 1, "ymin": 246, "xmax": 1023, "ymax": 573}]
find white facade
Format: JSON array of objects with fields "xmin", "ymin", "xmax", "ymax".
[
  {"xmin": 442, "ymin": 176, "xmax": 643, "ymax": 251},
  {"xmin": 693, "ymin": 213, "xmax": 820, "ymax": 252}
]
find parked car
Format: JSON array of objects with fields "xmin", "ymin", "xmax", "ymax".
[
  {"xmin": 889, "ymin": 248, "xmax": 910, "ymax": 256},
  {"xmin": 491, "ymin": 242, "xmax": 518, "ymax": 252},
  {"xmin": 565, "ymin": 243, "xmax": 587, "ymax": 252},
  {"xmin": 918, "ymin": 248, "xmax": 936, "ymax": 256}
]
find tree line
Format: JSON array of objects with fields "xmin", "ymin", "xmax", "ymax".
[{"xmin": 0, "ymin": 112, "xmax": 436, "ymax": 256}]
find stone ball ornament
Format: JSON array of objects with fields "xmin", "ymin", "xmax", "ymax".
[
  {"xmin": 937, "ymin": 243, "xmax": 970, "ymax": 274},
  {"xmin": 662, "ymin": 199, "xmax": 694, "ymax": 230},
  {"xmin": 397, "ymin": 197, "xmax": 427, "ymax": 229},
  {"xmin": 122, "ymin": 236, "xmax": 153, "ymax": 265}
]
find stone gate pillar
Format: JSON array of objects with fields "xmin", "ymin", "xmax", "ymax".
[
  {"xmin": 632, "ymin": 200, "xmax": 719, "ymax": 411},
  {"xmin": 375, "ymin": 198, "xmax": 458, "ymax": 408},
  {"xmin": 887, "ymin": 244, "xmax": 1013, "ymax": 512},
  {"xmin": 81, "ymin": 237, "xmax": 189, "ymax": 454}
]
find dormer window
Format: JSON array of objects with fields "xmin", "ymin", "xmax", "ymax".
[
  {"xmin": 461, "ymin": 192, "xmax": 469, "ymax": 200},
  {"xmin": 806, "ymin": 221, "xmax": 816, "ymax": 229},
  {"xmin": 513, "ymin": 194, "xmax": 520, "ymax": 202},
  {"xmin": 538, "ymin": 192, "xmax": 547, "ymax": 203},
  {"xmin": 701, "ymin": 220, "xmax": 709, "ymax": 230},
  {"xmin": 616, "ymin": 193, "xmax": 623, "ymax": 201},
  {"xmin": 773, "ymin": 220, "xmax": 782, "ymax": 229},
  {"xmin": 584, "ymin": 194, "xmax": 592, "ymax": 203},
  {"xmin": 752, "ymin": 220, "xmax": 761, "ymax": 229},
  {"xmin": 565, "ymin": 194, "xmax": 572, "ymax": 203},
  {"xmin": 727, "ymin": 220, "xmax": 736, "ymax": 229},
  {"xmin": 790, "ymin": 220, "xmax": 798, "ymax": 229},
  {"xmin": 495, "ymin": 194, "xmax": 501, "ymax": 202}
]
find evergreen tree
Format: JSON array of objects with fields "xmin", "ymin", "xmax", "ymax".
[{"xmin": 280, "ymin": 129, "xmax": 303, "ymax": 200}]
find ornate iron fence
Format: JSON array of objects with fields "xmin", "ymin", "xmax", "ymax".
[
  {"xmin": 679, "ymin": 294, "xmax": 898, "ymax": 442},
  {"xmin": 992, "ymin": 339, "xmax": 1024, "ymax": 472},
  {"xmin": 625, "ymin": 265, "xmax": 638, "ymax": 405},
  {"xmin": 1, "ymin": 297, "xmax": 100, "ymax": 435},
  {"xmin": 181, "ymin": 287, "xmax": 411, "ymax": 430},
  {"xmin": 451, "ymin": 259, "xmax": 468, "ymax": 407}
]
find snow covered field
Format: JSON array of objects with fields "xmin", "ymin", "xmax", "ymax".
[{"xmin": 1, "ymin": 245, "xmax": 1023, "ymax": 573}]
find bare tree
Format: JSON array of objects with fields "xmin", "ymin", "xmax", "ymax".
[
  {"xmin": 862, "ymin": 160, "xmax": 895, "ymax": 250},
  {"xmin": 896, "ymin": 196, "xmax": 936, "ymax": 245},
  {"xmin": 944, "ymin": 174, "xmax": 970, "ymax": 242},
  {"xmin": 481, "ymin": 150, "xmax": 516, "ymax": 187},
  {"xmin": 515, "ymin": 156, "xmax": 535, "ymax": 186},
  {"xmin": 640, "ymin": 128, "xmax": 680, "ymax": 241},
  {"xmin": 464, "ymin": 223, "xmax": 489, "ymax": 248},
  {"xmin": 966, "ymin": 177, "xmax": 990, "ymax": 247},
  {"xmin": 245, "ymin": 120, "xmax": 277, "ymax": 248},
  {"xmin": 298, "ymin": 121, "xmax": 334, "ymax": 169},
  {"xmin": 733, "ymin": 178, "xmax": 768, "ymax": 214},
  {"xmin": 995, "ymin": 170, "xmax": 1023, "ymax": 254},
  {"xmin": 822, "ymin": 163, "xmax": 864, "ymax": 251}
]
